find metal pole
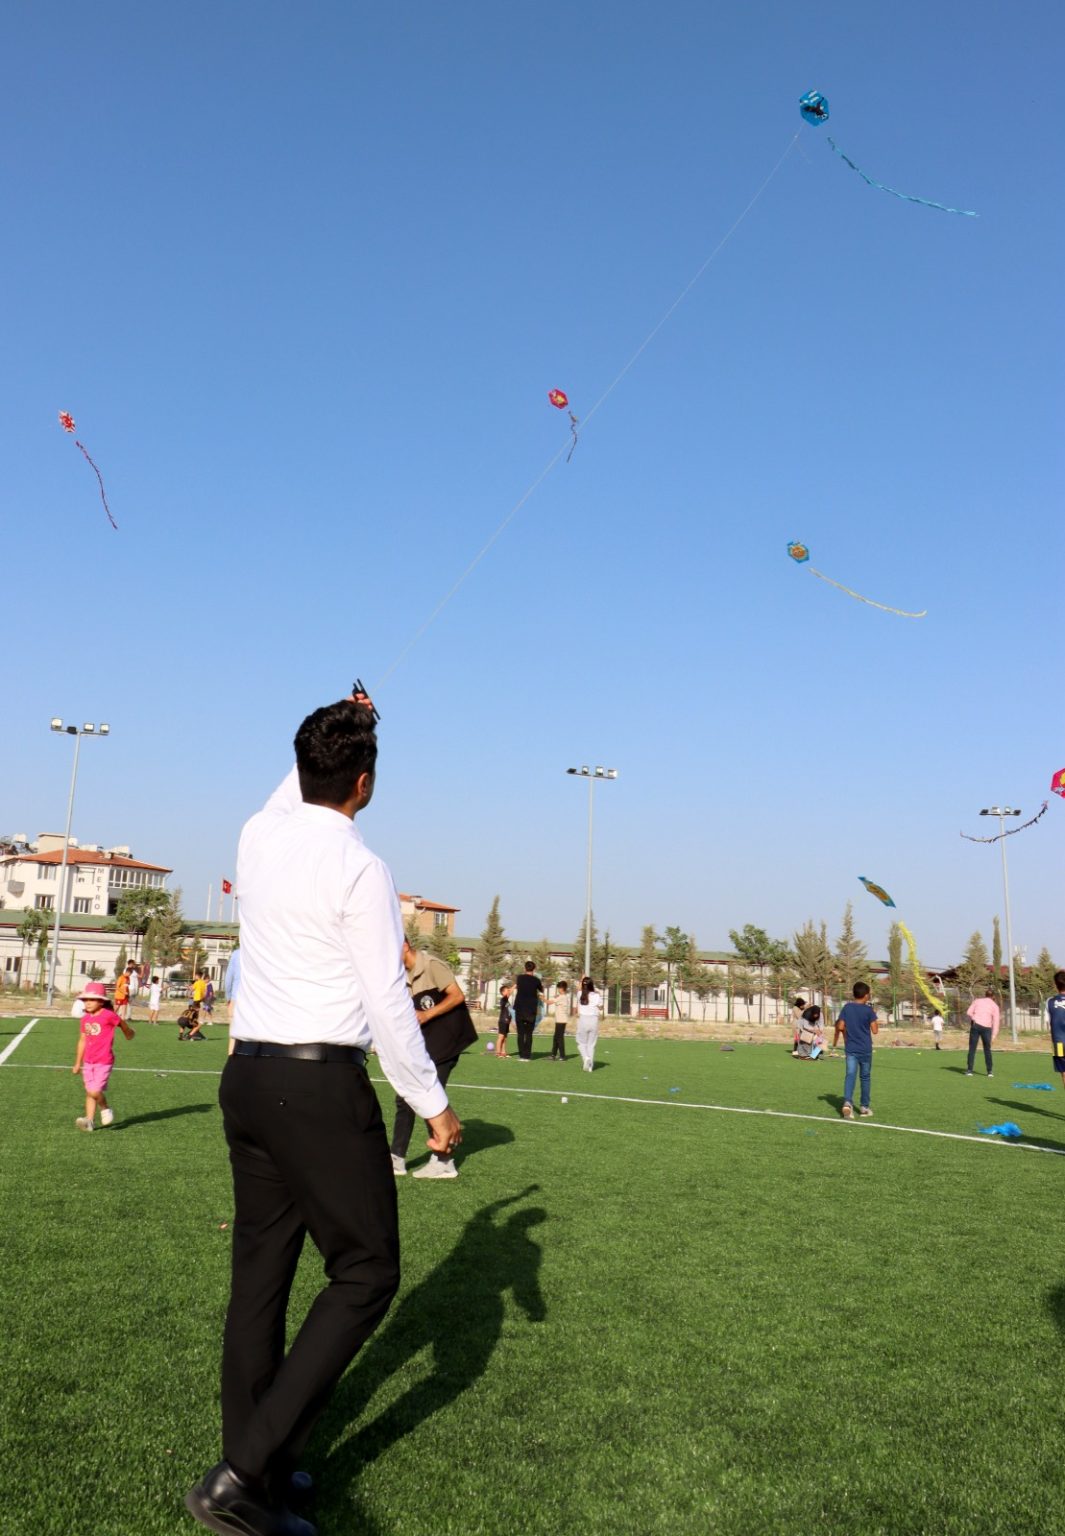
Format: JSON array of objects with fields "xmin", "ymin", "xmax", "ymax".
[
  {"xmin": 47, "ymin": 731, "xmax": 82, "ymax": 1007},
  {"xmin": 999, "ymin": 813, "xmax": 1019, "ymax": 1045},
  {"xmin": 584, "ymin": 775, "xmax": 594, "ymax": 977}
]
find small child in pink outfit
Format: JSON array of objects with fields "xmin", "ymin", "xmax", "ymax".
[{"xmin": 71, "ymin": 980, "xmax": 135, "ymax": 1131}]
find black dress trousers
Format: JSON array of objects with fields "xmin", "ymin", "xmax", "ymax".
[{"xmin": 218, "ymin": 1054, "xmax": 401, "ymax": 1480}]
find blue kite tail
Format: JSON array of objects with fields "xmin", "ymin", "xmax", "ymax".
[
  {"xmin": 1012, "ymin": 1083, "xmax": 1054, "ymax": 1092},
  {"xmin": 826, "ymin": 138, "xmax": 978, "ymax": 217}
]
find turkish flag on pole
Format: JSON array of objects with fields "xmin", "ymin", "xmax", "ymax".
[{"xmin": 222, "ymin": 879, "xmax": 233, "ymax": 894}]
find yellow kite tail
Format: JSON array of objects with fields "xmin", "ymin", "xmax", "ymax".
[{"xmin": 899, "ymin": 923, "xmax": 945, "ymax": 1016}]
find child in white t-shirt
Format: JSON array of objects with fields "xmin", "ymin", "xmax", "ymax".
[
  {"xmin": 931, "ymin": 1011, "xmax": 944, "ymax": 1049},
  {"xmin": 148, "ymin": 976, "xmax": 162, "ymax": 1024},
  {"xmin": 549, "ymin": 981, "xmax": 571, "ymax": 1061}
]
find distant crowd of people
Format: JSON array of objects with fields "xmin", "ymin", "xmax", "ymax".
[
  {"xmin": 495, "ymin": 962, "xmax": 603, "ymax": 1070},
  {"xmin": 786, "ymin": 975, "xmax": 1065, "ymax": 1120}
]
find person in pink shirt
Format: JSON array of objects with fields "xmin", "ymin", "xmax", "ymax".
[
  {"xmin": 965, "ymin": 989, "xmax": 1000, "ymax": 1078},
  {"xmin": 71, "ymin": 980, "xmax": 135, "ymax": 1131}
]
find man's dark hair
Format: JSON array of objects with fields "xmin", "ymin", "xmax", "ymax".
[
  {"xmin": 295, "ymin": 701, "xmax": 378, "ymax": 805},
  {"xmin": 1056, "ymin": 970, "xmax": 1065, "ymax": 991},
  {"xmin": 853, "ymin": 981, "xmax": 871, "ymax": 1000},
  {"xmin": 524, "ymin": 960, "xmax": 535, "ymax": 972}
]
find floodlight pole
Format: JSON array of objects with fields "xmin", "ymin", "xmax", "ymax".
[
  {"xmin": 47, "ymin": 720, "xmax": 110, "ymax": 1007},
  {"xmin": 979, "ymin": 807, "xmax": 1020, "ymax": 1045},
  {"xmin": 566, "ymin": 766, "xmax": 618, "ymax": 978}
]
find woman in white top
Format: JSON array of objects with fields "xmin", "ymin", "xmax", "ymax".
[{"xmin": 576, "ymin": 976, "xmax": 603, "ymax": 1073}]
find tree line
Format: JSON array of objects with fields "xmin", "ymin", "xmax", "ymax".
[{"xmin": 460, "ymin": 898, "xmax": 1059, "ymax": 1023}]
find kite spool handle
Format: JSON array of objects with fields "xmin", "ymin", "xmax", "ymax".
[{"xmin": 351, "ymin": 678, "xmax": 380, "ymax": 723}]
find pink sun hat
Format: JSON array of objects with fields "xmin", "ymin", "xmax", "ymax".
[{"xmin": 77, "ymin": 980, "xmax": 110, "ymax": 1004}]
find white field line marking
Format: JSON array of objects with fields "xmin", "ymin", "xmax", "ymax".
[
  {"xmin": 0, "ymin": 1019, "xmax": 40, "ymax": 1066},
  {"xmin": 9, "ymin": 1062, "xmax": 1064, "ymax": 1157},
  {"xmin": 429, "ymin": 1079, "xmax": 1065, "ymax": 1157}
]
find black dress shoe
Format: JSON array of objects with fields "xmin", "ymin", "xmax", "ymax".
[
  {"xmin": 268, "ymin": 1468, "xmax": 314, "ymax": 1508},
  {"xmin": 185, "ymin": 1461, "xmax": 317, "ymax": 1536},
  {"xmin": 288, "ymin": 1471, "xmax": 314, "ymax": 1506}
]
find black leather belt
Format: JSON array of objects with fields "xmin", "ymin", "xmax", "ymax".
[{"xmin": 233, "ymin": 1041, "xmax": 367, "ymax": 1066}]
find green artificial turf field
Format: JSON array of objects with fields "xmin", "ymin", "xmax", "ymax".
[{"xmin": 2, "ymin": 1014, "xmax": 1064, "ymax": 1536}]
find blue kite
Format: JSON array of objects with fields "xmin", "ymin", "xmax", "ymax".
[
  {"xmin": 799, "ymin": 89, "xmax": 978, "ymax": 218},
  {"xmin": 1013, "ymin": 1083, "xmax": 1054, "ymax": 1092},
  {"xmin": 977, "ymin": 1121, "xmax": 1022, "ymax": 1140}
]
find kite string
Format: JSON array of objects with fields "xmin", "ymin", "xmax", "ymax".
[
  {"xmin": 898, "ymin": 922, "xmax": 946, "ymax": 1018},
  {"xmin": 373, "ymin": 130, "xmax": 801, "ymax": 690},
  {"xmin": 374, "ymin": 444, "xmax": 569, "ymax": 687},
  {"xmin": 577, "ymin": 131, "xmax": 801, "ymax": 433},
  {"xmin": 809, "ymin": 566, "xmax": 926, "ymax": 619},
  {"xmin": 76, "ymin": 440, "xmax": 118, "ymax": 530}
]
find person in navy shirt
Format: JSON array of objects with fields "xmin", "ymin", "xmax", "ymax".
[
  {"xmin": 836, "ymin": 981, "xmax": 879, "ymax": 1120},
  {"xmin": 1047, "ymin": 970, "xmax": 1065, "ymax": 1087}
]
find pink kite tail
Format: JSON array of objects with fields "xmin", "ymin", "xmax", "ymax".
[{"xmin": 75, "ymin": 440, "xmax": 118, "ymax": 530}]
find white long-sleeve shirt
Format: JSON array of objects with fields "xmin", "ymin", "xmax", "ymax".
[{"xmin": 232, "ymin": 766, "xmax": 447, "ymax": 1121}]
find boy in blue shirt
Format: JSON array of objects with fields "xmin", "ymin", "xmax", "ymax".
[
  {"xmin": 836, "ymin": 981, "xmax": 879, "ymax": 1120},
  {"xmin": 1047, "ymin": 970, "xmax": 1065, "ymax": 1088}
]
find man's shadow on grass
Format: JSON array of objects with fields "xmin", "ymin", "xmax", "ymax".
[
  {"xmin": 981, "ymin": 1097, "xmax": 1065, "ymax": 1155},
  {"xmin": 988, "ymin": 1096, "xmax": 1065, "ymax": 1124},
  {"xmin": 319, "ymin": 1185, "xmax": 547, "ymax": 1495},
  {"xmin": 817, "ymin": 1093, "xmax": 845, "ymax": 1115},
  {"xmin": 1044, "ymin": 1283, "xmax": 1065, "ymax": 1340},
  {"xmin": 111, "ymin": 1103, "xmax": 215, "ymax": 1131}
]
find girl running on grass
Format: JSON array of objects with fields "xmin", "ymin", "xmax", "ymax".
[
  {"xmin": 576, "ymin": 976, "xmax": 603, "ymax": 1072},
  {"xmin": 71, "ymin": 980, "xmax": 135, "ymax": 1131}
]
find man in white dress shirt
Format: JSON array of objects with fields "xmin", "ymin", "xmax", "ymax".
[{"xmin": 186, "ymin": 697, "xmax": 462, "ymax": 1536}]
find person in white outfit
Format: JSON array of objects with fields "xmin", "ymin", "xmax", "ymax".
[{"xmin": 576, "ymin": 976, "xmax": 603, "ymax": 1072}]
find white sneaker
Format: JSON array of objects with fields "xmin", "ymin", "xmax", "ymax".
[
  {"xmin": 412, "ymin": 1156, "xmax": 458, "ymax": 1180},
  {"xmin": 100, "ymin": 1108, "xmax": 115, "ymax": 1127},
  {"xmin": 390, "ymin": 1154, "xmax": 407, "ymax": 1176},
  {"xmin": 75, "ymin": 1116, "xmax": 94, "ymax": 1132}
]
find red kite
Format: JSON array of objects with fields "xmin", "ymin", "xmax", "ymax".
[
  {"xmin": 547, "ymin": 389, "xmax": 579, "ymax": 462},
  {"xmin": 58, "ymin": 410, "xmax": 118, "ymax": 530}
]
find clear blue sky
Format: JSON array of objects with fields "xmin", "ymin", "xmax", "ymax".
[{"xmin": 4, "ymin": 1, "xmax": 1061, "ymax": 965}]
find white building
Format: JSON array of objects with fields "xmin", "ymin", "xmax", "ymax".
[{"xmin": 0, "ymin": 834, "xmax": 170, "ymax": 920}]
